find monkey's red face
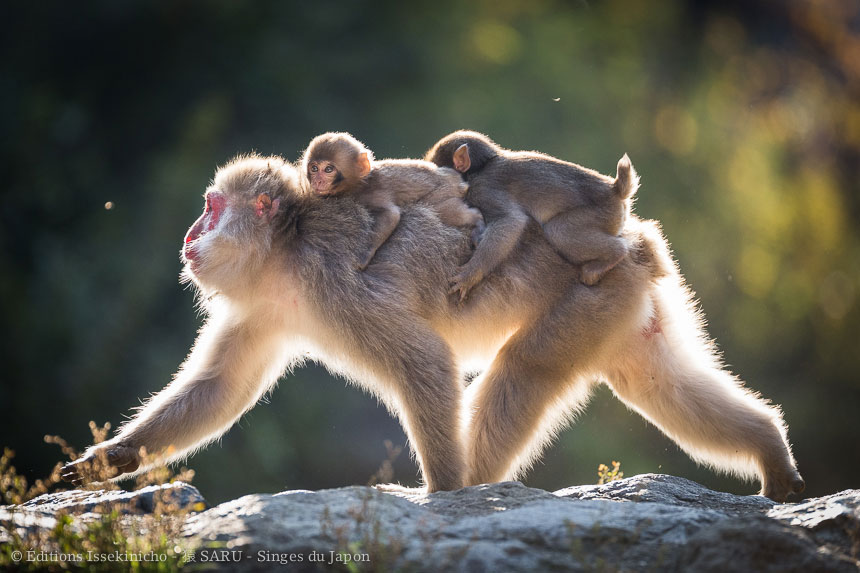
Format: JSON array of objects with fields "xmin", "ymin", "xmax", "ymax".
[
  {"xmin": 182, "ymin": 187, "xmax": 282, "ymax": 276},
  {"xmin": 307, "ymin": 161, "xmax": 339, "ymax": 195}
]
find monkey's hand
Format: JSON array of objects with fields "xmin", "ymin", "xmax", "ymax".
[
  {"xmin": 449, "ymin": 265, "xmax": 484, "ymax": 304},
  {"xmin": 60, "ymin": 444, "xmax": 141, "ymax": 486}
]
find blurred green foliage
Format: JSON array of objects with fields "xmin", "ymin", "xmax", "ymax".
[{"xmin": 1, "ymin": 0, "xmax": 857, "ymax": 504}]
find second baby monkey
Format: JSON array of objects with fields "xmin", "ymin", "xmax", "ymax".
[{"xmin": 426, "ymin": 130, "xmax": 638, "ymax": 297}]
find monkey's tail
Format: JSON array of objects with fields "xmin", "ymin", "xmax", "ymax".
[{"xmin": 613, "ymin": 153, "xmax": 640, "ymax": 200}]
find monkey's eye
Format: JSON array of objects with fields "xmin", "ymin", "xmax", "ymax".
[
  {"xmin": 324, "ymin": 165, "xmax": 335, "ymax": 174},
  {"xmin": 310, "ymin": 165, "xmax": 318, "ymax": 173}
]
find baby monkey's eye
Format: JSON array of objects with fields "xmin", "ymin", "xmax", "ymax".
[
  {"xmin": 310, "ymin": 165, "xmax": 319, "ymax": 173},
  {"xmin": 324, "ymin": 165, "xmax": 335, "ymax": 174}
]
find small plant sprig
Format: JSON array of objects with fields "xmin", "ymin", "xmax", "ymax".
[
  {"xmin": 367, "ymin": 440, "xmax": 403, "ymax": 487},
  {"xmin": 597, "ymin": 461, "xmax": 624, "ymax": 485}
]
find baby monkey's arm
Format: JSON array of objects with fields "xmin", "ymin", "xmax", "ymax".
[{"xmin": 358, "ymin": 193, "xmax": 402, "ymax": 270}]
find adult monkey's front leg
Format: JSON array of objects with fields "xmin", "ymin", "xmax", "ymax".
[{"xmin": 62, "ymin": 311, "xmax": 290, "ymax": 484}]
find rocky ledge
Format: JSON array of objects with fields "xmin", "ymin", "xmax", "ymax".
[{"xmin": 2, "ymin": 474, "xmax": 858, "ymax": 571}]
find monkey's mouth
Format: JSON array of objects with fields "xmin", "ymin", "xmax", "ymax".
[
  {"xmin": 182, "ymin": 190, "xmax": 225, "ymax": 265},
  {"xmin": 183, "ymin": 243, "xmax": 199, "ymax": 263},
  {"xmin": 183, "ymin": 206, "xmax": 211, "ymax": 265},
  {"xmin": 182, "ymin": 244, "xmax": 201, "ymax": 275},
  {"xmin": 183, "ymin": 231, "xmax": 201, "ymax": 265},
  {"xmin": 182, "ymin": 227, "xmax": 204, "ymax": 273}
]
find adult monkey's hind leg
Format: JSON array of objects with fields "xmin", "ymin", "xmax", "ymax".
[
  {"xmin": 463, "ymin": 327, "xmax": 588, "ymax": 485},
  {"xmin": 464, "ymin": 263, "xmax": 649, "ymax": 485},
  {"xmin": 602, "ymin": 282, "xmax": 804, "ymax": 502}
]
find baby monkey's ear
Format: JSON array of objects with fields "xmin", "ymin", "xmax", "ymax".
[
  {"xmin": 356, "ymin": 151, "xmax": 372, "ymax": 178},
  {"xmin": 453, "ymin": 144, "xmax": 472, "ymax": 173}
]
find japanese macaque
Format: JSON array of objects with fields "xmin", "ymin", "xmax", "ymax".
[
  {"xmin": 302, "ymin": 132, "xmax": 484, "ymax": 269},
  {"xmin": 426, "ymin": 130, "xmax": 637, "ymax": 299},
  {"xmin": 62, "ymin": 153, "xmax": 805, "ymax": 502}
]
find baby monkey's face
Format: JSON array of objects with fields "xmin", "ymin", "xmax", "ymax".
[{"xmin": 307, "ymin": 160, "xmax": 340, "ymax": 196}]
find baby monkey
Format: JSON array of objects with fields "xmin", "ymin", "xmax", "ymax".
[
  {"xmin": 426, "ymin": 130, "xmax": 638, "ymax": 287},
  {"xmin": 303, "ymin": 132, "xmax": 484, "ymax": 270}
]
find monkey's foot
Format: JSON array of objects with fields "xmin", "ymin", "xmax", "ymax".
[
  {"xmin": 580, "ymin": 260, "xmax": 613, "ymax": 286},
  {"xmin": 449, "ymin": 266, "xmax": 484, "ymax": 304},
  {"xmin": 61, "ymin": 444, "xmax": 141, "ymax": 486},
  {"xmin": 761, "ymin": 469, "xmax": 806, "ymax": 502}
]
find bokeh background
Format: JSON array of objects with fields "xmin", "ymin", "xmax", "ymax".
[{"xmin": 2, "ymin": 0, "xmax": 858, "ymax": 505}]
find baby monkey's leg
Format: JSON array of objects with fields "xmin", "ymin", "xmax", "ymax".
[
  {"xmin": 542, "ymin": 211, "xmax": 628, "ymax": 286},
  {"xmin": 434, "ymin": 197, "xmax": 486, "ymax": 247}
]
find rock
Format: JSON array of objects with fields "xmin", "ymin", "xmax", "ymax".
[
  {"xmin": 20, "ymin": 481, "xmax": 206, "ymax": 515},
  {"xmin": 0, "ymin": 482, "xmax": 205, "ymax": 543},
  {"xmin": 556, "ymin": 473, "xmax": 776, "ymax": 513},
  {"xmin": 2, "ymin": 475, "xmax": 858, "ymax": 571}
]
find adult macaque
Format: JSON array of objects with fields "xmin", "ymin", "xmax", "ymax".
[
  {"xmin": 426, "ymin": 130, "xmax": 637, "ymax": 299},
  {"xmin": 62, "ymin": 153, "xmax": 804, "ymax": 501},
  {"xmin": 303, "ymin": 132, "xmax": 484, "ymax": 269}
]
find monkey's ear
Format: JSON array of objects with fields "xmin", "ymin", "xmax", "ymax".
[
  {"xmin": 255, "ymin": 193, "xmax": 281, "ymax": 220},
  {"xmin": 453, "ymin": 144, "xmax": 471, "ymax": 173},
  {"xmin": 356, "ymin": 152, "xmax": 372, "ymax": 178}
]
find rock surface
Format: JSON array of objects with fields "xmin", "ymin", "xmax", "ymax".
[{"xmin": 2, "ymin": 474, "xmax": 858, "ymax": 571}]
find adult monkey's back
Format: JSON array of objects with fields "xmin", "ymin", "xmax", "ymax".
[{"xmin": 62, "ymin": 154, "xmax": 804, "ymax": 502}]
